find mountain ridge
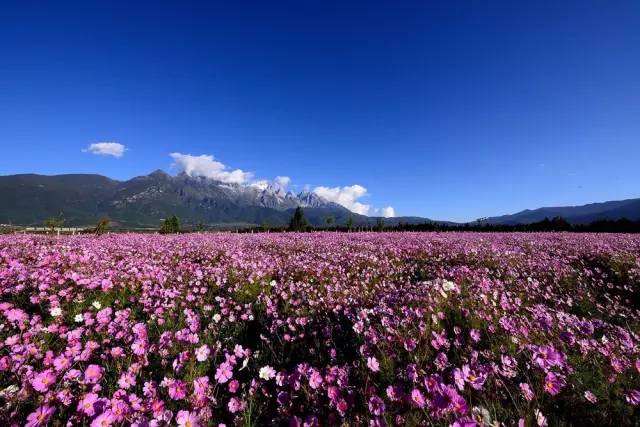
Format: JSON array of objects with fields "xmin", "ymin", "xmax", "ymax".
[
  {"xmin": 0, "ymin": 171, "xmax": 427, "ymax": 227},
  {"xmin": 1, "ymin": 171, "xmax": 638, "ymax": 227}
]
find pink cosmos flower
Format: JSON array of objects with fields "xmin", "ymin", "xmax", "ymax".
[
  {"xmin": 215, "ymin": 362, "xmax": 233, "ymax": 383},
  {"xmin": 367, "ymin": 357, "xmax": 380, "ymax": 372},
  {"xmin": 31, "ymin": 369, "xmax": 56, "ymax": 393},
  {"xmin": 167, "ymin": 379, "xmax": 187, "ymax": 400},
  {"xmin": 118, "ymin": 371, "xmax": 136, "ymax": 390},
  {"xmin": 308, "ymin": 369, "xmax": 323, "ymax": 389},
  {"xmin": 32, "ymin": 369, "xmax": 56, "ymax": 392},
  {"xmin": 543, "ymin": 372, "xmax": 566, "ymax": 396},
  {"xmin": 53, "ymin": 355, "xmax": 71, "ymax": 371},
  {"xmin": 84, "ymin": 364, "xmax": 104, "ymax": 384},
  {"xmin": 91, "ymin": 410, "xmax": 115, "ymax": 427},
  {"xmin": 584, "ymin": 390, "xmax": 598, "ymax": 403},
  {"xmin": 535, "ymin": 409, "xmax": 548, "ymax": 427},
  {"xmin": 195, "ymin": 344, "xmax": 210, "ymax": 362},
  {"xmin": 228, "ymin": 379, "xmax": 240, "ymax": 393},
  {"xmin": 410, "ymin": 388, "xmax": 426, "ymax": 408},
  {"xmin": 176, "ymin": 410, "xmax": 201, "ymax": 427},
  {"xmin": 228, "ymin": 397, "xmax": 245, "ymax": 413},
  {"xmin": 77, "ymin": 392, "xmax": 99, "ymax": 416},
  {"xmin": 25, "ymin": 405, "xmax": 55, "ymax": 427},
  {"xmin": 626, "ymin": 389, "xmax": 640, "ymax": 406},
  {"xmin": 520, "ymin": 383, "xmax": 534, "ymax": 401}
]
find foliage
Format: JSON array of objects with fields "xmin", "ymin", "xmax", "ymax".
[
  {"xmin": 160, "ymin": 215, "xmax": 181, "ymax": 234},
  {"xmin": 43, "ymin": 214, "xmax": 65, "ymax": 231},
  {"xmin": 288, "ymin": 207, "xmax": 308, "ymax": 231},
  {"xmin": 94, "ymin": 216, "xmax": 111, "ymax": 235}
]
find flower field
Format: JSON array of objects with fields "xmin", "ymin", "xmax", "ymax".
[{"xmin": 1, "ymin": 232, "xmax": 639, "ymax": 426}]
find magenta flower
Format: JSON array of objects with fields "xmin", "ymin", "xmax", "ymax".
[
  {"xmin": 77, "ymin": 392, "xmax": 100, "ymax": 416},
  {"xmin": 543, "ymin": 372, "xmax": 566, "ymax": 396},
  {"xmin": 176, "ymin": 410, "xmax": 201, "ymax": 427},
  {"xmin": 520, "ymin": 383, "xmax": 534, "ymax": 401},
  {"xmin": 32, "ymin": 369, "xmax": 56, "ymax": 392},
  {"xmin": 308, "ymin": 369, "xmax": 323, "ymax": 389},
  {"xmin": 84, "ymin": 364, "xmax": 104, "ymax": 384},
  {"xmin": 25, "ymin": 405, "xmax": 55, "ymax": 427},
  {"xmin": 91, "ymin": 410, "xmax": 115, "ymax": 427},
  {"xmin": 167, "ymin": 379, "xmax": 187, "ymax": 400},
  {"xmin": 410, "ymin": 388, "xmax": 426, "ymax": 408}
]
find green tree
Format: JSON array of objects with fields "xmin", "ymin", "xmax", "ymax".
[
  {"xmin": 44, "ymin": 214, "xmax": 65, "ymax": 232},
  {"xmin": 376, "ymin": 217, "xmax": 385, "ymax": 231},
  {"xmin": 324, "ymin": 215, "xmax": 334, "ymax": 229},
  {"xmin": 94, "ymin": 216, "xmax": 111, "ymax": 236},
  {"xmin": 346, "ymin": 215, "xmax": 353, "ymax": 231},
  {"xmin": 160, "ymin": 215, "xmax": 180, "ymax": 234},
  {"xmin": 288, "ymin": 207, "xmax": 307, "ymax": 232}
]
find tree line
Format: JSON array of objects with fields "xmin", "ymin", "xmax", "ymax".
[{"xmin": 4, "ymin": 211, "xmax": 635, "ymax": 235}]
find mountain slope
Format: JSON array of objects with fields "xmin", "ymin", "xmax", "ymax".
[
  {"xmin": 481, "ymin": 198, "xmax": 640, "ymax": 225},
  {"xmin": 0, "ymin": 172, "xmax": 410, "ymax": 227}
]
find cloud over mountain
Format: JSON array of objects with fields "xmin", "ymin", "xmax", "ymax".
[
  {"xmin": 170, "ymin": 153, "xmax": 253, "ymax": 184},
  {"xmin": 168, "ymin": 152, "xmax": 394, "ymax": 216},
  {"xmin": 312, "ymin": 185, "xmax": 371, "ymax": 215}
]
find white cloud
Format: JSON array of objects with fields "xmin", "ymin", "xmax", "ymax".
[
  {"xmin": 249, "ymin": 180, "xmax": 270, "ymax": 191},
  {"xmin": 170, "ymin": 153, "xmax": 253, "ymax": 184},
  {"xmin": 378, "ymin": 206, "xmax": 396, "ymax": 218},
  {"xmin": 274, "ymin": 176, "xmax": 291, "ymax": 191},
  {"xmin": 313, "ymin": 184, "xmax": 371, "ymax": 215},
  {"xmin": 83, "ymin": 142, "xmax": 125, "ymax": 158}
]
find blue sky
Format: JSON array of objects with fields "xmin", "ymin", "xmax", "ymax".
[{"xmin": 1, "ymin": 1, "xmax": 639, "ymax": 221}]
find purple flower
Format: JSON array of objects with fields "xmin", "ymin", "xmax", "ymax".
[
  {"xmin": 25, "ymin": 405, "xmax": 55, "ymax": 427},
  {"xmin": 410, "ymin": 388, "xmax": 426, "ymax": 408},
  {"xmin": 543, "ymin": 372, "xmax": 566, "ymax": 396},
  {"xmin": 626, "ymin": 389, "xmax": 640, "ymax": 406},
  {"xmin": 368, "ymin": 395, "xmax": 385, "ymax": 416}
]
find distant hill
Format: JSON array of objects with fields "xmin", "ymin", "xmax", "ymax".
[
  {"xmin": 480, "ymin": 198, "xmax": 640, "ymax": 225},
  {"xmin": 0, "ymin": 172, "xmax": 436, "ymax": 228}
]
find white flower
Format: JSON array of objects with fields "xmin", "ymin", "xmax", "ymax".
[
  {"xmin": 442, "ymin": 280, "xmax": 456, "ymax": 291},
  {"xmin": 259, "ymin": 365, "xmax": 276, "ymax": 380},
  {"xmin": 74, "ymin": 314, "xmax": 84, "ymax": 323},
  {"xmin": 213, "ymin": 313, "xmax": 222, "ymax": 323},
  {"xmin": 240, "ymin": 358, "xmax": 249, "ymax": 371},
  {"xmin": 50, "ymin": 307, "xmax": 62, "ymax": 317},
  {"xmin": 269, "ymin": 280, "xmax": 277, "ymax": 287},
  {"xmin": 92, "ymin": 301, "xmax": 102, "ymax": 309}
]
